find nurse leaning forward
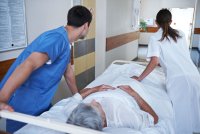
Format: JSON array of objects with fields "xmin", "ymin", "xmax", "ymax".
[
  {"xmin": 132, "ymin": 9, "xmax": 200, "ymax": 134},
  {"xmin": 0, "ymin": 5, "xmax": 92, "ymax": 133}
]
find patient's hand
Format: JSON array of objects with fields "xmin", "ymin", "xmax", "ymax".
[
  {"xmin": 93, "ymin": 84, "xmax": 115, "ymax": 92},
  {"xmin": 80, "ymin": 85, "xmax": 115, "ymax": 99},
  {"xmin": 0, "ymin": 102, "xmax": 14, "ymax": 112}
]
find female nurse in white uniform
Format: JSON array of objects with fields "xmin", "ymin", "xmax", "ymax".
[{"xmin": 132, "ymin": 9, "xmax": 200, "ymax": 134}]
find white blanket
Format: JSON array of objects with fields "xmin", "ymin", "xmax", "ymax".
[{"xmin": 15, "ymin": 62, "xmax": 175, "ymax": 134}]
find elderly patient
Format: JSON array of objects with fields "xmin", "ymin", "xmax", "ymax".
[{"xmin": 66, "ymin": 83, "xmax": 158, "ymax": 131}]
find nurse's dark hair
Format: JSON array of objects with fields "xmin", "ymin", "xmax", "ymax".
[
  {"xmin": 67, "ymin": 5, "xmax": 92, "ymax": 27},
  {"xmin": 156, "ymin": 8, "xmax": 181, "ymax": 42}
]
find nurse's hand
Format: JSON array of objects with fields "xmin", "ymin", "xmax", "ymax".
[
  {"xmin": 0, "ymin": 102, "xmax": 14, "ymax": 112},
  {"xmin": 131, "ymin": 76, "xmax": 141, "ymax": 81}
]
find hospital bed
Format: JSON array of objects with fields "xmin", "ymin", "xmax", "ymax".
[{"xmin": 0, "ymin": 60, "xmax": 175, "ymax": 134}]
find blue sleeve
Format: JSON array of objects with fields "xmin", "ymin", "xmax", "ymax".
[{"xmin": 34, "ymin": 33, "xmax": 66, "ymax": 63}]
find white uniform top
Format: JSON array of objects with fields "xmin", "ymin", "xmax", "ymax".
[
  {"xmin": 147, "ymin": 28, "xmax": 199, "ymax": 79},
  {"xmin": 146, "ymin": 28, "xmax": 200, "ymax": 134}
]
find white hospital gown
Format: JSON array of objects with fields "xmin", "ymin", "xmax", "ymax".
[
  {"xmin": 147, "ymin": 28, "xmax": 200, "ymax": 134},
  {"xmin": 83, "ymin": 89, "xmax": 154, "ymax": 130}
]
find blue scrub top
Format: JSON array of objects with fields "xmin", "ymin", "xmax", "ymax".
[{"xmin": 0, "ymin": 26, "xmax": 71, "ymax": 132}]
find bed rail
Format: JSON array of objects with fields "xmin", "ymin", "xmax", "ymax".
[{"xmin": 0, "ymin": 110, "xmax": 106, "ymax": 134}]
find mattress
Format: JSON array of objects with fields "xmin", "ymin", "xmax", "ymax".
[{"xmin": 15, "ymin": 60, "xmax": 175, "ymax": 134}]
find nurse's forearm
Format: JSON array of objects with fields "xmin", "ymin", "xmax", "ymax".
[
  {"xmin": 0, "ymin": 60, "xmax": 35, "ymax": 102},
  {"xmin": 65, "ymin": 64, "xmax": 78, "ymax": 94},
  {"xmin": 0, "ymin": 52, "xmax": 48, "ymax": 103},
  {"xmin": 66, "ymin": 75, "xmax": 78, "ymax": 94},
  {"xmin": 138, "ymin": 57, "xmax": 158, "ymax": 81}
]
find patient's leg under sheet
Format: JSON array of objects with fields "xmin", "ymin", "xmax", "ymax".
[{"xmin": 167, "ymin": 76, "xmax": 200, "ymax": 134}]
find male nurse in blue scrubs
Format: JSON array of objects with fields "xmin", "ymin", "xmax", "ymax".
[{"xmin": 0, "ymin": 5, "xmax": 92, "ymax": 133}]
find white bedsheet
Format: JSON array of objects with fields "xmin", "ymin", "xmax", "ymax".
[{"xmin": 15, "ymin": 62, "xmax": 175, "ymax": 134}]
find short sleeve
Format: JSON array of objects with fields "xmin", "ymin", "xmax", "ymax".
[
  {"xmin": 179, "ymin": 30, "xmax": 189, "ymax": 50},
  {"xmin": 147, "ymin": 37, "xmax": 160, "ymax": 58},
  {"xmin": 34, "ymin": 33, "xmax": 66, "ymax": 63}
]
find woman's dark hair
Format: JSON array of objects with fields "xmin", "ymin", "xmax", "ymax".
[
  {"xmin": 156, "ymin": 9, "xmax": 181, "ymax": 42},
  {"xmin": 67, "ymin": 5, "xmax": 92, "ymax": 27}
]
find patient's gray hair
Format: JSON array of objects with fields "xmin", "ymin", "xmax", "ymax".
[{"xmin": 66, "ymin": 103, "xmax": 103, "ymax": 131}]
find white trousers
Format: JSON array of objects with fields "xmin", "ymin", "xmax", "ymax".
[{"xmin": 167, "ymin": 75, "xmax": 200, "ymax": 134}]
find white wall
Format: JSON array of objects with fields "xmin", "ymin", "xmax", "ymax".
[
  {"xmin": 139, "ymin": 0, "xmax": 196, "ymax": 45},
  {"xmin": 95, "ymin": 0, "xmax": 139, "ymax": 76},
  {"xmin": 140, "ymin": 0, "xmax": 161, "ymax": 20},
  {"xmin": 106, "ymin": 40, "xmax": 138, "ymax": 67},
  {"xmin": 192, "ymin": 0, "xmax": 200, "ymax": 48},
  {"xmin": 105, "ymin": 0, "xmax": 138, "ymax": 67},
  {"xmin": 0, "ymin": 0, "xmax": 72, "ymax": 61},
  {"xmin": 141, "ymin": 0, "xmax": 195, "ymax": 20},
  {"xmin": 106, "ymin": 0, "xmax": 133, "ymax": 37},
  {"xmin": 95, "ymin": 0, "xmax": 107, "ymax": 77}
]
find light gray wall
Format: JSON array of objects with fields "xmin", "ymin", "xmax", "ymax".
[
  {"xmin": 95, "ymin": 0, "xmax": 107, "ymax": 77},
  {"xmin": 106, "ymin": 40, "xmax": 138, "ymax": 67},
  {"xmin": 106, "ymin": 0, "xmax": 133, "ymax": 37},
  {"xmin": 95, "ymin": 0, "xmax": 139, "ymax": 77},
  {"xmin": 105, "ymin": 0, "xmax": 138, "ymax": 67},
  {"xmin": 192, "ymin": 0, "xmax": 200, "ymax": 48},
  {"xmin": 140, "ymin": 0, "xmax": 195, "ymax": 20}
]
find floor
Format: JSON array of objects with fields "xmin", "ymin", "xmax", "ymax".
[{"xmin": 0, "ymin": 118, "xmax": 6, "ymax": 131}]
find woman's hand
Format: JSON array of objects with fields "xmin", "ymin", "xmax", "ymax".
[
  {"xmin": 131, "ymin": 76, "xmax": 141, "ymax": 81},
  {"xmin": 0, "ymin": 102, "xmax": 14, "ymax": 112},
  {"xmin": 132, "ymin": 56, "xmax": 159, "ymax": 82}
]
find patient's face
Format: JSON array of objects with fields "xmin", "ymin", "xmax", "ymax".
[
  {"xmin": 90, "ymin": 100, "xmax": 102, "ymax": 112},
  {"xmin": 89, "ymin": 100, "xmax": 106, "ymax": 126}
]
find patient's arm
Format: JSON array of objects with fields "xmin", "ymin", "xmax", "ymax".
[
  {"xmin": 80, "ymin": 85, "xmax": 115, "ymax": 99},
  {"xmin": 118, "ymin": 85, "xmax": 158, "ymax": 124}
]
